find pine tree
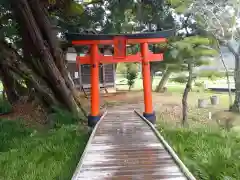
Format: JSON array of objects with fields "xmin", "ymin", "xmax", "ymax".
[{"xmin": 171, "ymin": 36, "xmax": 217, "ymax": 125}]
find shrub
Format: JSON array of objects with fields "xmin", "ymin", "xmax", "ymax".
[{"xmin": 125, "ymin": 63, "xmax": 138, "ymax": 91}]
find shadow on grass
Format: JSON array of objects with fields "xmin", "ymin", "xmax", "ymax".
[
  {"xmin": 0, "ymin": 113, "xmax": 88, "ymax": 180},
  {"xmin": 0, "ymin": 119, "xmax": 33, "ymax": 152}
]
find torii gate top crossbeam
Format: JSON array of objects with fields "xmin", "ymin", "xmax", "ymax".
[
  {"xmin": 65, "ymin": 30, "xmax": 174, "ymax": 44},
  {"xmin": 65, "ymin": 30, "xmax": 174, "ymax": 64}
]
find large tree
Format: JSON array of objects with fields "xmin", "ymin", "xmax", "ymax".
[{"xmin": 0, "ymin": 0, "xmax": 105, "ymax": 119}]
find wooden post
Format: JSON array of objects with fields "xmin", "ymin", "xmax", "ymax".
[{"xmin": 141, "ymin": 42, "xmax": 156, "ymax": 124}]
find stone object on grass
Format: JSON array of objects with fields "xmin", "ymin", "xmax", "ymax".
[
  {"xmin": 198, "ymin": 99, "xmax": 208, "ymax": 108},
  {"xmin": 210, "ymin": 95, "xmax": 219, "ymax": 105}
]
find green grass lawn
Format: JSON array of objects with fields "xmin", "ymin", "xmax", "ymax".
[
  {"xmin": 116, "ymin": 74, "xmax": 214, "ymax": 91},
  {"xmin": 158, "ymin": 124, "xmax": 240, "ymax": 180},
  {"xmin": 0, "ymin": 117, "xmax": 88, "ymax": 180},
  {"xmin": 115, "ymin": 74, "xmax": 233, "ymax": 92},
  {"xmin": 116, "ymin": 75, "xmax": 186, "ymax": 91}
]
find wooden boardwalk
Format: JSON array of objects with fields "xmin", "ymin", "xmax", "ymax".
[{"xmin": 72, "ymin": 109, "xmax": 195, "ymax": 180}]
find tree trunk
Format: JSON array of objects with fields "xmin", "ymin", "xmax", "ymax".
[
  {"xmin": 10, "ymin": 0, "xmax": 87, "ymax": 117},
  {"xmin": 227, "ymin": 43, "xmax": 240, "ymax": 112},
  {"xmin": 155, "ymin": 67, "xmax": 171, "ymax": 92},
  {"xmin": 182, "ymin": 63, "xmax": 193, "ymax": 126},
  {"xmin": 232, "ymin": 55, "xmax": 240, "ymax": 112},
  {"xmin": 218, "ymin": 41, "xmax": 232, "ymax": 109}
]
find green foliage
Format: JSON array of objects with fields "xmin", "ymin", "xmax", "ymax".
[
  {"xmin": 67, "ymin": 1, "xmax": 84, "ymax": 16},
  {"xmin": 168, "ymin": 36, "xmax": 218, "ymax": 76},
  {"xmin": 156, "ymin": 36, "xmax": 217, "ymax": 94},
  {"xmin": 183, "ymin": 36, "xmax": 211, "ymax": 45},
  {"xmin": 127, "ymin": 45, "xmax": 139, "ymax": 55},
  {"xmin": 164, "ymin": 36, "xmax": 217, "ymax": 69},
  {"xmin": 101, "ymin": 1, "xmax": 138, "ymax": 33},
  {"xmin": 0, "ymin": 4, "xmax": 19, "ymax": 43},
  {"xmin": 159, "ymin": 125, "xmax": 240, "ymax": 180},
  {"xmin": 166, "ymin": 0, "xmax": 192, "ymax": 13},
  {"xmin": 56, "ymin": 0, "xmax": 106, "ymax": 32},
  {"xmin": 125, "ymin": 63, "xmax": 138, "ymax": 91},
  {"xmin": 0, "ymin": 118, "xmax": 88, "ymax": 180}
]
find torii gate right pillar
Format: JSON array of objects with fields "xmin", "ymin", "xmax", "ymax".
[{"xmin": 141, "ymin": 42, "xmax": 156, "ymax": 124}]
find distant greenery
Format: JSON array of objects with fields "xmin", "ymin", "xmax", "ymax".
[
  {"xmin": 0, "ymin": 82, "xmax": 12, "ymax": 114},
  {"xmin": 170, "ymin": 75, "xmax": 188, "ymax": 84},
  {"xmin": 0, "ymin": 82, "xmax": 3, "ymax": 91},
  {"xmin": 194, "ymin": 81, "xmax": 204, "ymax": 88},
  {"xmin": 159, "ymin": 124, "xmax": 240, "ymax": 180},
  {"xmin": 198, "ymin": 70, "xmax": 225, "ymax": 81},
  {"xmin": 0, "ymin": 111, "xmax": 88, "ymax": 180},
  {"xmin": 116, "ymin": 63, "xmax": 128, "ymax": 74},
  {"xmin": 0, "ymin": 97, "xmax": 12, "ymax": 114}
]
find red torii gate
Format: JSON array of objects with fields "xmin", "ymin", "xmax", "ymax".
[{"xmin": 66, "ymin": 30, "xmax": 173, "ymax": 127}]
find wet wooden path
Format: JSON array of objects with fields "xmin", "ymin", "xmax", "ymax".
[{"xmin": 72, "ymin": 108, "xmax": 195, "ymax": 180}]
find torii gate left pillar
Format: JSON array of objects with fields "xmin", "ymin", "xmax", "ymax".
[
  {"xmin": 67, "ymin": 32, "xmax": 171, "ymax": 127},
  {"xmin": 88, "ymin": 44, "xmax": 100, "ymax": 127}
]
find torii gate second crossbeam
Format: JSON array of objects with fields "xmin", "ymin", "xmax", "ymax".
[{"xmin": 66, "ymin": 30, "xmax": 174, "ymax": 127}]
